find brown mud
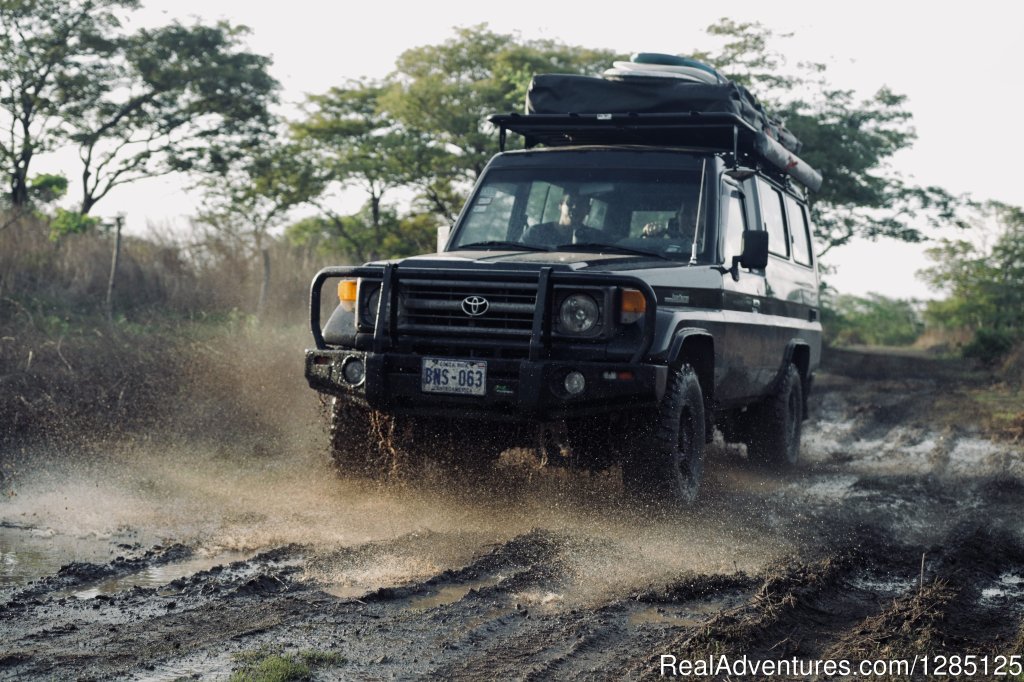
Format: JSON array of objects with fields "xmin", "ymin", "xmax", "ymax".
[{"xmin": 1, "ymin": 349, "xmax": 1022, "ymax": 680}]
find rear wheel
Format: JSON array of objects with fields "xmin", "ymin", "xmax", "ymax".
[
  {"xmin": 622, "ymin": 364, "xmax": 706, "ymax": 505},
  {"xmin": 746, "ymin": 363, "xmax": 803, "ymax": 468}
]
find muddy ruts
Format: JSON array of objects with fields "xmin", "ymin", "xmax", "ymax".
[{"xmin": 2, "ymin": 543, "xmax": 191, "ymax": 605}]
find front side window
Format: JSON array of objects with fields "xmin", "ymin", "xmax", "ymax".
[{"xmin": 451, "ymin": 157, "xmax": 711, "ymax": 263}]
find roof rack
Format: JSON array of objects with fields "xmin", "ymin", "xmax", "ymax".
[{"xmin": 489, "ymin": 111, "xmax": 823, "ymax": 192}]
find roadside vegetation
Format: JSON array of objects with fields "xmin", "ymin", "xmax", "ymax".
[
  {"xmin": 229, "ymin": 648, "xmax": 346, "ymax": 682},
  {"xmin": 821, "ymin": 200, "xmax": 1024, "ymax": 383},
  {"xmin": 1, "ymin": 2, "xmax": 1020, "ymax": 445}
]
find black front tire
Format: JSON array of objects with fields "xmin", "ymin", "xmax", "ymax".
[
  {"xmin": 329, "ymin": 398, "xmax": 386, "ymax": 478},
  {"xmin": 746, "ymin": 363, "xmax": 803, "ymax": 468},
  {"xmin": 329, "ymin": 399, "xmax": 422, "ymax": 480},
  {"xmin": 622, "ymin": 364, "xmax": 706, "ymax": 505}
]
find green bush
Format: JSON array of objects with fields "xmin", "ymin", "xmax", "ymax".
[
  {"xmin": 821, "ymin": 291, "xmax": 923, "ymax": 347},
  {"xmin": 963, "ymin": 328, "xmax": 1017, "ymax": 366}
]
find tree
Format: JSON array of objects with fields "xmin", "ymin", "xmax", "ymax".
[
  {"xmin": 285, "ymin": 206, "xmax": 437, "ymax": 265},
  {"xmin": 286, "ymin": 27, "xmax": 620, "ymax": 256},
  {"xmin": 380, "ymin": 25, "xmax": 620, "ymax": 217},
  {"xmin": 0, "ymin": 0, "xmax": 135, "ymax": 207},
  {"xmin": 196, "ymin": 136, "xmax": 321, "ymax": 317},
  {"xmin": 0, "ymin": 0, "xmax": 278, "ymax": 215},
  {"xmin": 286, "ymin": 23, "xmax": 971, "ymax": 264},
  {"xmin": 694, "ymin": 19, "xmax": 969, "ymax": 256},
  {"xmin": 67, "ymin": 21, "xmax": 278, "ymax": 214},
  {"xmin": 919, "ymin": 201, "xmax": 1024, "ymax": 341},
  {"xmin": 291, "ymin": 80, "xmax": 436, "ymax": 260}
]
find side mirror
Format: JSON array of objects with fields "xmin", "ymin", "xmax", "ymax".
[
  {"xmin": 730, "ymin": 230, "xmax": 769, "ymax": 280},
  {"xmin": 437, "ymin": 224, "xmax": 452, "ymax": 253}
]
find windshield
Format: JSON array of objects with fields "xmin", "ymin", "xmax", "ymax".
[{"xmin": 450, "ymin": 156, "xmax": 710, "ymax": 263}]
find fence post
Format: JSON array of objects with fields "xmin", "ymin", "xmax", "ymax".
[{"xmin": 105, "ymin": 213, "xmax": 124, "ymax": 323}]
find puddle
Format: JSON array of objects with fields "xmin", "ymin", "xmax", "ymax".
[
  {"xmin": 319, "ymin": 555, "xmax": 448, "ymax": 600},
  {"xmin": 405, "ymin": 576, "xmax": 503, "ymax": 611},
  {"xmin": 628, "ymin": 598, "xmax": 731, "ymax": 628},
  {"xmin": 980, "ymin": 572, "xmax": 1024, "ymax": 605},
  {"xmin": 511, "ymin": 589, "xmax": 565, "ymax": 610},
  {"xmin": 0, "ymin": 522, "xmax": 127, "ymax": 588},
  {"xmin": 68, "ymin": 550, "xmax": 255, "ymax": 600},
  {"xmin": 848, "ymin": 575, "xmax": 915, "ymax": 596},
  {"xmin": 798, "ymin": 475, "xmax": 862, "ymax": 500}
]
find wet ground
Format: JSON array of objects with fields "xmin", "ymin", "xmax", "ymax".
[{"xmin": 1, "ymin": 353, "xmax": 1022, "ymax": 680}]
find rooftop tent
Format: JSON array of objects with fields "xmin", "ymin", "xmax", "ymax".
[
  {"xmin": 526, "ymin": 73, "xmax": 803, "ymax": 155},
  {"xmin": 497, "ymin": 60, "xmax": 823, "ymax": 192}
]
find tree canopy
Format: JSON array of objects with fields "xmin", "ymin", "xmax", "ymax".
[
  {"xmin": 0, "ymin": 0, "xmax": 277, "ymax": 214},
  {"xmin": 693, "ymin": 20, "xmax": 968, "ymax": 256},
  {"xmin": 286, "ymin": 25, "xmax": 620, "ymax": 261},
  {"xmin": 2, "ymin": 15, "xmax": 992, "ymax": 291},
  {"xmin": 282, "ymin": 22, "xmax": 974, "ymax": 263},
  {"xmin": 920, "ymin": 202, "xmax": 1024, "ymax": 333}
]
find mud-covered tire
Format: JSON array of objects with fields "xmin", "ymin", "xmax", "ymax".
[
  {"xmin": 437, "ymin": 425, "xmax": 505, "ymax": 480},
  {"xmin": 622, "ymin": 364, "xmax": 706, "ymax": 505},
  {"xmin": 328, "ymin": 399, "xmax": 388, "ymax": 479},
  {"xmin": 329, "ymin": 402, "xmax": 498, "ymax": 481},
  {"xmin": 746, "ymin": 363, "xmax": 803, "ymax": 468}
]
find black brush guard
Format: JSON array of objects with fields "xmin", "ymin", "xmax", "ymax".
[{"xmin": 309, "ymin": 263, "xmax": 658, "ymax": 363}]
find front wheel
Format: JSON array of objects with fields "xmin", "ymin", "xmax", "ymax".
[
  {"xmin": 622, "ymin": 364, "xmax": 706, "ymax": 505},
  {"xmin": 328, "ymin": 399, "xmax": 419, "ymax": 480},
  {"xmin": 329, "ymin": 398, "xmax": 387, "ymax": 478}
]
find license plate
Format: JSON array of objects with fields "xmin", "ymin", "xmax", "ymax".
[{"xmin": 421, "ymin": 358, "xmax": 487, "ymax": 396}]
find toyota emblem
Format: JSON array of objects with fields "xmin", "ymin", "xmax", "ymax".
[{"xmin": 461, "ymin": 295, "xmax": 489, "ymax": 316}]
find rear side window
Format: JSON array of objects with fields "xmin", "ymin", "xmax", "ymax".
[
  {"xmin": 784, "ymin": 195, "xmax": 814, "ymax": 266},
  {"xmin": 757, "ymin": 181, "xmax": 789, "ymax": 258}
]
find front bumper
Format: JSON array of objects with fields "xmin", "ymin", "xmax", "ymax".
[{"xmin": 306, "ymin": 349, "xmax": 667, "ymax": 421}]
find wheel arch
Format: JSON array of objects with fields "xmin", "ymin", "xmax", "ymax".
[
  {"xmin": 777, "ymin": 340, "xmax": 811, "ymax": 418},
  {"xmin": 668, "ymin": 327, "xmax": 715, "ymax": 437}
]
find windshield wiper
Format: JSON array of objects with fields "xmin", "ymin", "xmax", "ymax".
[
  {"xmin": 555, "ymin": 242, "xmax": 673, "ymax": 260},
  {"xmin": 453, "ymin": 240, "xmax": 551, "ymax": 252}
]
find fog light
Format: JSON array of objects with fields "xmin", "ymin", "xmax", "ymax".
[
  {"xmin": 564, "ymin": 371, "xmax": 586, "ymax": 396},
  {"xmin": 341, "ymin": 356, "xmax": 365, "ymax": 385}
]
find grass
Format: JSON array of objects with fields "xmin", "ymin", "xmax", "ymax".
[
  {"xmin": 230, "ymin": 648, "xmax": 347, "ymax": 682},
  {"xmin": 968, "ymin": 384, "xmax": 1024, "ymax": 442}
]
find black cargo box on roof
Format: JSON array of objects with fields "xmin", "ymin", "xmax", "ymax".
[
  {"xmin": 496, "ymin": 73, "xmax": 822, "ymax": 192},
  {"xmin": 526, "ymin": 74, "xmax": 802, "ymax": 154}
]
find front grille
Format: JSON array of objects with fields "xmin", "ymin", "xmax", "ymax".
[{"xmin": 398, "ymin": 279, "xmax": 537, "ymax": 338}]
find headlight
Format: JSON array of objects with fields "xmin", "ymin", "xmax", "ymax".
[
  {"xmin": 558, "ymin": 293, "xmax": 600, "ymax": 335},
  {"xmin": 358, "ymin": 282, "xmax": 381, "ymax": 329}
]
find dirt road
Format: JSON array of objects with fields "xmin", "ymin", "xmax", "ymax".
[{"xmin": 1, "ymin": 351, "xmax": 1022, "ymax": 680}]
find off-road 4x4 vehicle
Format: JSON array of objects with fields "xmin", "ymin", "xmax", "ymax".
[{"xmin": 305, "ymin": 62, "xmax": 823, "ymax": 503}]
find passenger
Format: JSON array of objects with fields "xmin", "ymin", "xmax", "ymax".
[{"xmin": 642, "ymin": 200, "xmax": 698, "ymax": 243}]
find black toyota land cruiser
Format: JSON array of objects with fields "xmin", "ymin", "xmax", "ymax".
[{"xmin": 305, "ymin": 66, "xmax": 823, "ymax": 504}]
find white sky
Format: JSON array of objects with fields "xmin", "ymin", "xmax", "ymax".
[{"xmin": 51, "ymin": 0, "xmax": 1024, "ymax": 299}]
